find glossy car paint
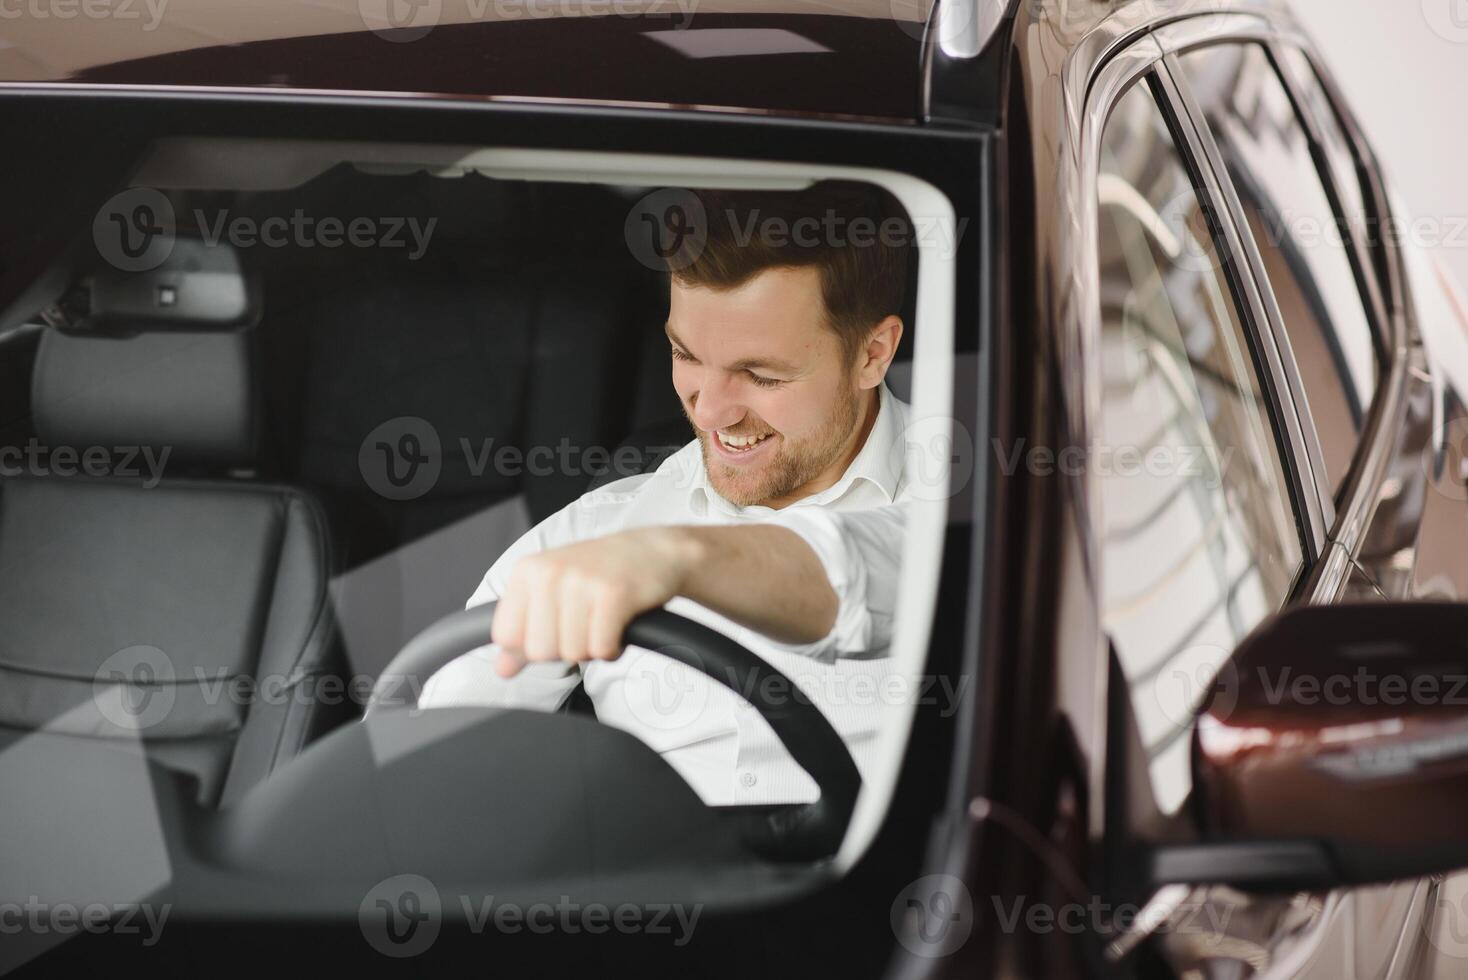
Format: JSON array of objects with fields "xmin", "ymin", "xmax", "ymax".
[
  {"xmin": 0, "ymin": 0, "xmax": 927, "ymax": 121},
  {"xmin": 992, "ymin": 1, "xmax": 1468, "ymax": 977}
]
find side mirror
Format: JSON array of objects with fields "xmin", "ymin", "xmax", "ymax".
[{"xmin": 1155, "ymin": 602, "xmax": 1468, "ymax": 891}]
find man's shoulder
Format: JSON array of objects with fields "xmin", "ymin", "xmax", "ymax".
[{"xmin": 576, "ymin": 439, "xmax": 701, "ymax": 507}]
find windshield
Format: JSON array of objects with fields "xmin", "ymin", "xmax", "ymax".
[{"xmin": 0, "ymin": 136, "xmax": 965, "ymax": 971}]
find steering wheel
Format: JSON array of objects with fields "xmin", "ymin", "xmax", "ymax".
[{"xmin": 367, "ymin": 603, "xmax": 862, "ymax": 861}]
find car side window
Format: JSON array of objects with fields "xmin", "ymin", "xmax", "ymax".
[
  {"xmin": 1095, "ymin": 79, "xmax": 1305, "ymax": 813},
  {"xmin": 1277, "ymin": 46, "xmax": 1374, "ymax": 267},
  {"xmin": 1179, "ymin": 43, "xmax": 1381, "ymax": 498}
]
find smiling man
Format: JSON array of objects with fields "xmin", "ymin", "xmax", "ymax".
[{"xmin": 420, "ymin": 182, "xmax": 917, "ymax": 805}]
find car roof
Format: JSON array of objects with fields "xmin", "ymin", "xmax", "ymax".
[{"xmin": 0, "ymin": 0, "xmax": 945, "ymax": 121}]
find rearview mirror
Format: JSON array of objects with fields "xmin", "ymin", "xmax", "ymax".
[{"xmin": 1157, "ymin": 602, "xmax": 1468, "ymax": 890}]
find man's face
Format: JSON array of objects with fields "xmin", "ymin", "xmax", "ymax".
[{"xmin": 667, "ymin": 265, "xmax": 868, "ymax": 509}]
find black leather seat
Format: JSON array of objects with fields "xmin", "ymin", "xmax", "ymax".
[{"xmin": 0, "ymin": 327, "xmax": 348, "ymax": 807}]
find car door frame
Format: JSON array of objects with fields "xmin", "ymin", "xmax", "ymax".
[
  {"xmin": 1096, "ymin": 8, "xmax": 1425, "ymax": 978},
  {"xmin": 1028, "ymin": 6, "xmax": 1338, "ymax": 970},
  {"xmin": 1055, "ymin": 4, "xmax": 1428, "ymax": 976},
  {"xmin": 1150, "ymin": 14, "xmax": 1412, "ymax": 605}
]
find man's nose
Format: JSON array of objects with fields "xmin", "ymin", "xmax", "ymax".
[{"xmin": 690, "ymin": 374, "xmax": 745, "ymax": 432}]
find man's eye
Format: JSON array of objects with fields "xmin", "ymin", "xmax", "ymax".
[
  {"xmin": 670, "ymin": 347, "xmax": 694, "ymax": 362},
  {"xmin": 748, "ymin": 372, "xmax": 785, "ymax": 389}
]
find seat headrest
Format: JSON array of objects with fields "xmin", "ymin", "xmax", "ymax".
[{"xmin": 32, "ymin": 329, "xmax": 257, "ymax": 471}]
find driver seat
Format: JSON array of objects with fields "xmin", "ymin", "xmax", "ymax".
[{"xmin": 0, "ymin": 324, "xmax": 349, "ymax": 807}]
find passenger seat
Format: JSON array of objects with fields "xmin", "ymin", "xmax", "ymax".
[{"xmin": 0, "ymin": 260, "xmax": 349, "ymax": 807}]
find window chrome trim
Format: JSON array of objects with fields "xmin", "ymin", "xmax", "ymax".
[
  {"xmin": 1268, "ymin": 40, "xmax": 1394, "ymax": 355},
  {"xmin": 1063, "ymin": 7, "xmax": 1355, "ymax": 829},
  {"xmin": 1057, "ymin": 0, "xmax": 1401, "ymax": 844},
  {"xmin": 1149, "ymin": 11, "xmax": 1303, "ymax": 52},
  {"xmin": 1153, "ymin": 52, "xmax": 1330, "ymax": 560},
  {"xmin": 937, "ymin": 0, "xmax": 1007, "ymax": 60},
  {"xmin": 1148, "ymin": 14, "xmax": 1412, "ymax": 606},
  {"xmin": 1056, "ymin": 31, "xmax": 1166, "ymax": 840}
]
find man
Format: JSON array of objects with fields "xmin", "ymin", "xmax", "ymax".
[{"xmin": 421, "ymin": 182, "xmax": 915, "ymax": 805}]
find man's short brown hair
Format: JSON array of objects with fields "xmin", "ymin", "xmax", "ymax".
[{"xmin": 668, "ymin": 181, "xmax": 911, "ymax": 366}]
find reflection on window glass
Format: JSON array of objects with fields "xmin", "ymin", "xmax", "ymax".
[
  {"xmin": 1181, "ymin": 43, "xmax": 1379, "ymax": 496},
  {"xmin": 1096, "ymin": 80, "xmax": 1304, "ymax": 814},
  {"xmin": 1278, "ymin": 46, "xmax": 1372, "ymax": 251}
]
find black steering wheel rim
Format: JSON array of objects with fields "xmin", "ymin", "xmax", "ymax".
[{"xmin": 368, "ymin": 603, "xmax": 862, "ymax": 861}]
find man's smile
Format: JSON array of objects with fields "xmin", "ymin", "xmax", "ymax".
[{"xmin": 710, "ymin": 427, "xmax": 778, "ymax": 464}]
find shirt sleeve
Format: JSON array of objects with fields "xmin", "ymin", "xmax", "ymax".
[
  {"xmin": 420, "ymin": 497, "xmax": 599, "ymax": 710},
  {"xmin": 764, "ymin": 501, "xmax": 907, "ymax": 662}
]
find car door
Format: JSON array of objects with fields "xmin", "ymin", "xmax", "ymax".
[
  {"xmin": 1139, "ymin": 16, "xmax": 1454, "ymax": 980},
  {"xmin": 1079, "ymin": 31, "xmax": 1331, "ymax": 979},
  {"xmin": 1037, "ymin": 8, "xmax": 1468, "ymax": 976},
  {"xmin": 1071, "ymin": 11, "xmax": 1453, "ymax": 978}
]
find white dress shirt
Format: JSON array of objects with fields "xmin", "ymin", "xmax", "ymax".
[{"xmin": 420, "ymin": 383, "xmax": 913, "ymax": 805}]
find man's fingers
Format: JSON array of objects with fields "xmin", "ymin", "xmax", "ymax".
[
  {"xmin": 521, "ymin": 586, "xmax": 560, "ymax": 662},
  {"xmin": 557, "ymin": 577, "xmax": 593, "ymax": 663},
  {"xmin": 587, "ymin": 585, "xmax": 631, "ymax": 661},
  {"xmin": 490, "ymin": 574, "xmax": 528, "ymax": 652},
  {"xmin": 494, "ymin": 647, "xmax": 526, "ymax": 678}
]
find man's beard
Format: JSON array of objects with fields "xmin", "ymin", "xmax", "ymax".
[{"xmin": 685, "ymin": 386, "xmax": 864, "ymax": 508}]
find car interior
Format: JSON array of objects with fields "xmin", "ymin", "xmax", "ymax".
[{"xmin": 0, "ymin": 151, "xmax": 921, "ymax": 842}]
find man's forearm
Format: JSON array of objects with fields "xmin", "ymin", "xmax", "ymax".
[
  {"xmin": 667, "ymin": 524, "xmax": 838, "ymax": 645},
  {"xmin": 489, "ymin": 522, "xmax": 841, "ymax": 675}
]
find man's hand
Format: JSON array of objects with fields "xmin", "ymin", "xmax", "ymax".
[
  {"xmin": 489, "ymin": 524, "xmax": 838, "ymax": 678},
  {"xmin": 489, "ymin": 527, "xmax": 696, "ymax": 677}
]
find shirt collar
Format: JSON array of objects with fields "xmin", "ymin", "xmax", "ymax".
[{"xmin": 688, "ymin": 382, "xmax": 907, "ymax": 517}]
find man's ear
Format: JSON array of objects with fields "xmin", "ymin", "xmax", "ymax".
[{"xmin": 856, "ymin": 315, "xmax": 904, "ymax": 389}]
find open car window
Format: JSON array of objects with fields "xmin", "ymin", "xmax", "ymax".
[{"xmin": 0, "ymin": 138, "xmax": 964, "ymax": 946}]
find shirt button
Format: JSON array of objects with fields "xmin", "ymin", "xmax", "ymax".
[{"xmin": 739, "ymin": 771, "xmax": 758, "ymax": 788}]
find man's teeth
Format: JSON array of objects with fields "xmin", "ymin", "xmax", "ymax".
[{"xmin": 718, "ymin": 431, "xmax": 772, "ymax": 450}]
